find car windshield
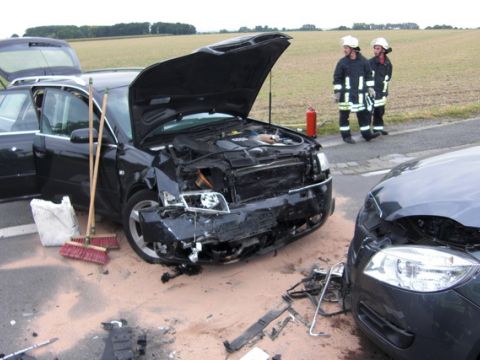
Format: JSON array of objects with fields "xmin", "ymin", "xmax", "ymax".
[
  {"xmin": 107, "ymin": 86, "xmax": 236, "ymax": 141},
  {"xmin": 150, "ymin": 112, "xmax": 236, "ymax": 135}
]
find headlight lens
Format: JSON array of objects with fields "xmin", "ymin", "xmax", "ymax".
[
  {"xmin": 317, "ymin": 152, "xmax": 330, "ymax": 171},
  {"xmin": 364, "ymin": 246, "xmax": 479, "ymax": 292},
  {"xmin": 180, "ymin": 191, "xmax": 230, "ymax": 214},
  {"xmin": 200, "ymin": 192, "xmax": 220, "ymax": 209}
]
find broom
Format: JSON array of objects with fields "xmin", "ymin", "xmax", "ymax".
[
  {"xmin": 71, "ymin": 80, "xmax": 119, "ymax": 249},
  {"xmin": 60, "ymin": 89, "xmax": 110, "ymax": 265}
]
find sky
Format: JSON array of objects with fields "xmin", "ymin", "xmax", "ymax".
[{"xmin": 1, "ymin": 0, "xmax": 478, "ymax": 38}]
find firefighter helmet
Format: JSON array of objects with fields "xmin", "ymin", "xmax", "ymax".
[
  {"xmin": 371, "ymin": 37, "xmax": 392, "ymax": 53},
  {"xmin": 340, "ymin": 35, "xmax": 360, "ymax": 50}
]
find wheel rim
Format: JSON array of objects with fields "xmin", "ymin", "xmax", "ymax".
[{"xmin": 128, "ymin": 199, "xmax": 160, "ymax": 259}]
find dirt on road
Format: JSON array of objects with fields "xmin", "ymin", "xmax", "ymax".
[{"xmin": 0, "ymin": 197, "xmax": 389, "ymax": 359}]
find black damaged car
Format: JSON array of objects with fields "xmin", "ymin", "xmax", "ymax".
[
  {"xmin": 0, "ymin": 34, "xmax": 334, "ymax": 264},
  {"xmin": 346, "ymin": 146, "xmax": 480, "ymax": 360}
]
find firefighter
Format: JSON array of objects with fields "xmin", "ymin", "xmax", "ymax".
[
  {"xmin": 333, "ymin": 35, "xmax": 379, "ymax": 144},
  {"xmin": 369, "ymin": 37, "xmax": 393, "ymax": 135}
]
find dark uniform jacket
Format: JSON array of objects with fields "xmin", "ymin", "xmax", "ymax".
[
  {"xmin": 333, "ymin": 53, "xmax": 374, "ymax": 112},
  {"xmin": 369, "ymin": 55, "xmax": 393, "ymax": 105}
]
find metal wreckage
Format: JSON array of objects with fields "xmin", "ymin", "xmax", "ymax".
[
  {"xmin": 138, "ymin": 125, "xmax": 334, "ymax": 264},
  {"xmin": 127, "ymin": 33, "xmax": 334, "ymax": 265},
  {"xmin": 0, "ymin": 33, "xmax": 333, "ymax": 265}
]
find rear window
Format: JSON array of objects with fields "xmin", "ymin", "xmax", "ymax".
[{"xmin": 0, "ymin": 48, "xmax": 76, "ymax": 73}]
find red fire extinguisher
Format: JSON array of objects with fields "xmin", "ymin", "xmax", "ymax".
[{"xmin": 306, "ymin": 106, "xmax": 317, "ymax": 137}]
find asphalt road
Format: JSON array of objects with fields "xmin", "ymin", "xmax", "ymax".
[
  {"xmin": 0, "ymin": 173, "xmax": 385, "ymax": 360},
  {"xmin": 321, "ymin": 117, "xmax": 480, "ymax": 164},
  {"xmin": 1, "ymin": 117, "xmax": 479, "ymax": 230},
  {"xmin": 0, "ymin": 117, "xmax": 479, "ymax": 359}
]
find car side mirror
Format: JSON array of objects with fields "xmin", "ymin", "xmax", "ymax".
[{"xmin": 70, "ymin": 128, "xmax": 98, "ymax": 143}]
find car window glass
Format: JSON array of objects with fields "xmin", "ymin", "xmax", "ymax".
[
  {"xmin": 0, "ymin": 48, "xmax": 76, "ymax": 73},
  {"xmin": 41, "ymin": 88, "xmax": 98, "ymax": 137},
  {"xmin": 150, "ymin": 112, "xmax": 234, "ymax": 135},
  {"xmin": 0, "ymin": 90, "xmax": 36, "ymax": 132},
  {"xmin": 108, "ymin": 87, "xmax": 131, "ymax": 139}
]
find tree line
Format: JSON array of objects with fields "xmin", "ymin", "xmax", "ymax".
[
  {"xmin": 19, "ymin": 21, "xmax": 468, "ymax": 39},
  {"xmin": 221, "ymin": 22, "xmax": 458, "ymax": 33},
  {"xmin": 24, "ymin": 22, "xmax": 196, "ymax": 39}
]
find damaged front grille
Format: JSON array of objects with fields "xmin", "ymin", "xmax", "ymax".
[
  {"xmin": 215, "ymin": 210, "xmax": 277, "ymax": 242},
  {"xmin": 232, "ymin": 159, "xmax": 306, "ymax": 201}
]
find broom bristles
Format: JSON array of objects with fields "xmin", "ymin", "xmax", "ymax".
[
  {"xmin": 71, "ymin": 234, "xmax": 119, "ymax": 249},
  {"xmin": 59, "ymin": 242, "xmax": 109, "ymax": 265}
]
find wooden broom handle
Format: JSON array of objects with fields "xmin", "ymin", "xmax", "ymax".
[
  {"xmin": 88, "ymin": 79, "xmax": 95, "ymax": 232},
  {"xmin": 86, "ymin": 90, "xmax": 108, "ymax": 237}
]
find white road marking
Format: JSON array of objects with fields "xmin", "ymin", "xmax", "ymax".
[{"xmin": 0, "ymin": 223, "xmax": 37, "ymax": 239}]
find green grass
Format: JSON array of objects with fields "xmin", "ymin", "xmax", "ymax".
[{"xmin": 71, "ymin": 30, "xmax": 480, "ymax": 133}]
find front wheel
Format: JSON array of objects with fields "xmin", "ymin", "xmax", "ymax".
[{"xmin": 122, "ymin": 189, "xmax": 161, "ymax": 263}]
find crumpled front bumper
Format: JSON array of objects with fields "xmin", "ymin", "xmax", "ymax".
[{"xmin": 139, "ymin": 177, "xmax": 333, "ymax": 264}]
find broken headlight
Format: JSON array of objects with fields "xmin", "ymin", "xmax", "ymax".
[
  {"xmin": 180, "ymin": 191, "xmax": 230, "ymax": 214},
  {"xmin": 364, "ymin": 246, "xmax": 480, "ymax": 292},
  {"xmin": 317, "ymin": 152, "xmax": 330, "ymax": 171}
]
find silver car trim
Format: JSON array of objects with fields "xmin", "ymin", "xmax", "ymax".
[
  {"xmin": 369, "ymin": 191, "xmax": 383, "ymax": 218},
  {"xmin": 35, "ymin": 133, "xmax": 118, "ymax": 148},
  {"xmin": 288, "ymin": 177, "xmax": 332, "ymax": 194},
  {"xmin": 0, "ymin": 130, "xmax": 39, "ymax": 136}
]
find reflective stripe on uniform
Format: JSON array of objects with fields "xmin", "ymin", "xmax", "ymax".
[
  {"xmin": 350, "ymin": 103, "xmax": 366, "ymax": 112},
  {"xmin": 373, "ymin": 126, "xmax": 384, "ymax": 130},
  {"xmin": 338, "ymin": 98, "xmax": 367, "ymax": 112},
  {"xmin": 333, "ymin": 84, "xmax": 342, "ymax": 90},
  {"xmin": 360, "ymin": 125, "xmax": 371, "ymax": 131},
  {"xmin": 358, "ymin": 76, "xmax": 364, "ymax": 90},
  {"xmin": 339, "ymin": 126, "xmax": 350, "ymax": 131},
  {"xmin": 366, "ymin": 80, "xmax": 375, "ymax": 87},
  {"xmin": 345, "ymin": 77, "xmax": 351, "ymax": 89},
  {"xmin": 358, "ymin": 93, "xmax": 364, "ymax": 106},
  {"xmin": 374, "ymin": 97, "xmax": 387, "ymax": 107},
  {"xmin": 366, "ymin": 95, "xmax": 373, "ymax": 112},
  {"xmin": 383, "ymin": 80, "xmax": 389, "ymax": 93}
]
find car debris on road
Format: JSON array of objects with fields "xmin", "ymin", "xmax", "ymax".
[{"xmin": 224, "ymin": 262, "xmax": 347, "ymax": 353}]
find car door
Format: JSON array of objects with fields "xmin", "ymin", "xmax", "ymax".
[
  {"xmin": 32, "ymin": 86, "xmax": 121, "ymax": 217},
  {"xmin": 0, "ymin": 89, "xmax": 40, "ymax": 201}
]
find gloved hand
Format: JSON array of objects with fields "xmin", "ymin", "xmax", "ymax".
[
  {"xmin": 368, "ymin": 88, "xmax": 376, "ymax": 98},
  {"xmin": 333, "ymin": 92, "xmax": 341, "ymax": 103}
]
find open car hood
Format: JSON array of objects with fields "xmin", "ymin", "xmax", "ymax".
[
  {"xmin": 371, "ymin": 146, "xmax": 480, "ymax": 227},
  {"xmin": 0, "ymin": 37, "xmax": 81, "ymax": 82},
  {"xmin": 129, "ymin": 32, "xmax": 291, "ymax": 145}
]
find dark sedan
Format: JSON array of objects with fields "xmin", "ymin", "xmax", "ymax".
[
  {"xmin": 346, "ymin": 146, "xmax": 480, "ymax": 360},
  {"xmin": 0, "ymin": 35, "xmax": 334, "ymax": 264}
]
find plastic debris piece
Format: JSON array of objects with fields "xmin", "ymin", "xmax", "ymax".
[{"xmin": 239, "ymin": 347, "xmax": 269, "ymax": 360}]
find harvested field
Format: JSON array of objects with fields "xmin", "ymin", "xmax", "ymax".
[{"xmin": 72, "ymin": 30, "xmax": 480, "ymax": 130}]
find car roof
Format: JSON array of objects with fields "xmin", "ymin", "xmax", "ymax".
[{"xmin": 8, "ymin": 68, "xmax": 142, "ymax": 92}]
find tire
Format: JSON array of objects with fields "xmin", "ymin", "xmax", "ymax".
[{"xmin": 122, "ymin": 189, "xmax": 162, "ymax": 264}]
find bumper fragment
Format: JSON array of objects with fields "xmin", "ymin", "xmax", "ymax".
[{"xmin": 139, "ymin": 179, "xmax": 333, "ymax": 264}]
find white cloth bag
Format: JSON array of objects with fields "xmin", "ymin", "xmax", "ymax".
[{"xmin": 30, "ymin": 196, "xmax": 80, "ymax": 246}]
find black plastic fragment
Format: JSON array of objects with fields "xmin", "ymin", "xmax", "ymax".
[
  {"xmin": 223, "ymin": 298, "xmax": 291, "ymax": 353},
  {"xmin": 161, "ymin": 264, "xmax": 202, "ymax": 283},
  {"xmin": 100, "ymin": 320, "xmax": 147, "ymax": 360}
]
